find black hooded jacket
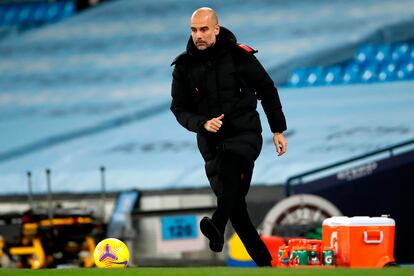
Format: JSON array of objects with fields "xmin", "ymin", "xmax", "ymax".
[{"xmin": 170, "ymin": 27, "xmax": 287, "ymax": 164}]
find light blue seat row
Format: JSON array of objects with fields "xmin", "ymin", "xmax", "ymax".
[
  {"xmin": 288, "ymin": 39, "xmax": 414, "ymax": 87},
  {"xmin": 0, "ymin": 0, "xmax": 75, "ymax": 26},
  {"xmin": 355, "ymin": 42, "xmax": 413, "ymax": 65}
]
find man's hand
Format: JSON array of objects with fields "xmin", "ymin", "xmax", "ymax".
[
  {"xmin": 273, "ymin": 132, "xmax": 287, "ymax": 156},
  {"xmin": 204, "ymin": 114, "xmax": 224, "ymax": 133}
]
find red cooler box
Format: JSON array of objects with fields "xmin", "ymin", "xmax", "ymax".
[{"xmin": 322, "ymin": 216, "xmax": 395, "ymax": 267}]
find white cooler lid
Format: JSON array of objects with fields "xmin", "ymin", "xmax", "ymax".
[{"xmin": 323, "ymin": 216, "xmax": 395, "ymax": 226}]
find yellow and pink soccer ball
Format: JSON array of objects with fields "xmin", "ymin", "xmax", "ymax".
[{"xmin": 93, "ymin": 238, "xmax": 130, "ymax": 268}]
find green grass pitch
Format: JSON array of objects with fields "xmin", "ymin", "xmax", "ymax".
[{"xmin": 0, "ymin": 267, "xmax": 413, "ymax": 276}]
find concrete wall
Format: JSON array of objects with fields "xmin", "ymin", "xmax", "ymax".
[{"xmin": 0, "ymin": 185, "xmax": 285, "ymax": 266}]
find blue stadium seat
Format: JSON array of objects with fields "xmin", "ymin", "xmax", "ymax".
[
  {"xmin": 397, "ymin": 61, "xmax": 414, "ymax": 80},
  {"xmin": 355, "ymin": 45, "xmax": 375, "ymax": 65},
  {"xmin": 407, "ymin": 61, "xmax": 414, "ymax": 79},
  {"xmin": 323, "ymin": 66, "xmax": 342, "ymax": 85},
  {"xmin": 378, "ymin": 62, "xmax": 397, "ymax": 81},
  {"xmin": 0, "ymin": 6, "xmax": 5, "ymax": 23},
  {"xmin": 32, "ymin": 3, "xmax": 47, "ymax": 22},
  {"xmin": 396, "ymin": 67, "xmax": 406, "ymax": 80},
  {"xmin": 288, "ymin": 68, "xmax": 307, "ymax": 87},
  {"xmin": 342, "ymin": 62, "xmax": 360, "ymax": 83},
  {"xmin": 306, "ymin": 67, "xmax": 324, "ymax": 86},
  {"xmin": 391, "ymin": 42, "xmax": 410, "ymax": 62},
  {"xmin": 17, "ymin": 4, "xmax": 32, "ymax": 24},
  {"xmin": 360, "ymin": 64, "xmax": 378, "ymax": 82},
  {"xmin": 409, "ymin": 45, "xmax": 414, "ymax": 61},
  {"xmin": 287, "ymin": 41, "xmax": 414, "ymax": 87},
  {"xmin": 62, "ymin": 1, "xmax": 75, "ymax": 18},
  {"xmin": 45, "ymin": 3, "xmax": 60, "ymax": 22},
  {"xmin": 375, "ymin": 44, "xmax": 392, "ymax": 64},
  {"xmin": 3, "ymin": 5, "xmax": 18, "ymax": 26}
]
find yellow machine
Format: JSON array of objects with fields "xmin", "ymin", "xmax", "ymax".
[
  {"xmin": 0, "ymin": 209, "xmax": 101, "ymax": 269},
  {"xmin": 0, "ymin": 235, "xmax": 4, "ymax": 258}
]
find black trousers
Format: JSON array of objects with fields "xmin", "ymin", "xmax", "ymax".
[{"xmin": 207, "ymin": 152, "xmax": 272, "ymax": 266}]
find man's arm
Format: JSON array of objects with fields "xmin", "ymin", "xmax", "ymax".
[
  {"xmin": 241, "ymin": 53, "xmax": 288, "ymax": 155},
  {"xmin": 170, "ymin": 64, "xmax": 209, "ymax": 133},
  {"xmin": 242, "ymin": 54, "xmax": 287, "ymax": 133}
]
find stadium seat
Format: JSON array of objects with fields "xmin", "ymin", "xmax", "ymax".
[
  {"xmin": 406, "ymin": 62, "xmax": 414, "ymax": 79},
  {"xmin": 342, "ymin": 62, "xmax": 360, "ymax": 83},
  {"xmin": 355, "ymin": 45, "xmax": 375, "ymax": 65},
  {"xmin": 3, "ymin": 5, "xmax": 17, "ymax": 26},
  {"xmin": 306, "ymin": 67, "xmax": 323, "ymax": 86},
  {"xmin": 396, "ymin": 67, "xmax": 406, "ymax": 80},
  {"xmin": 45, "ymin": 3, "xmax": 60, "ymax": 22},
  {"xmin": 397, "ymin": 61, "xmax": 414, "ymax": 79},
  {"xmin": 32, "ymin": 4, "xmax": 47, "ymax": 22},
  {"xmin": 17, "ymin": 4, "xmax": 32, "ymax": 24},
  {"xmin": 409, "ymin": 45, "xmax": 414, "ymax": 61},
  {"xmin": 360, "ymin": 64, "xmax": 378, "ymax": 82},
  {"xmin": 391, "ymin": 42, "xmax": 410, "ymax": 62},
  {"xmin": 0, "ymin": 6, "xmax": 4, "ymax": 23},
  {"xmin": 62, "ymin": 1, "xmax": 76, "ymax": 18},
  {"xmin": 288, "ymin": 68, "xmax": 307, "ymax": 87},
  {"xmin": 324, "ymin": 66, "xmax": 342, "ymax": 85},
  {"xmin": 378, "ymin": 62, "xmax": 397, "ymax": 81},
  {"xmin": 375, "ymin": 44, "xmax": 392, "ymax": 64}
]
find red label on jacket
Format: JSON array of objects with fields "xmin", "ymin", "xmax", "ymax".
[{"xmin": 237, "ymin": 43, "xmax": 256, "ymax": 53}]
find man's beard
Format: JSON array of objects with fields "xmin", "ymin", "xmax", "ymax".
[{"xmin": 195, "ymin": 39, "xmax": 215, "ymax": 50}]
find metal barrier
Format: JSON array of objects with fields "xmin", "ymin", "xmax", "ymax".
[{"xmin": 285, "ymin": 138, "xmax": 414, "ymax": 196}]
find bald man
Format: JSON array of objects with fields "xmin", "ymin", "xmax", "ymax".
[{"xmin": 170, "ymin": 8, "xmax": 287, "ymax": 267}]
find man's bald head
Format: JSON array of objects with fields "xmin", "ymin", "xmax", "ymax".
[
  {"xmin": 190, "ymin": 7, "xmax": 220, "ymax": 50},
  {"xmin": 191, "ymin": 7, "xmax": 218, "ymax": 25}
]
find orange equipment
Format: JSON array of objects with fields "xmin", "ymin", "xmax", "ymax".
[
  {"xmin": 322, "ymin": 216, "xmax": 395, "ymax": 267},
  {"xmin": 260, "ymin": 235, "xmax": 286, "ymax": 267}
]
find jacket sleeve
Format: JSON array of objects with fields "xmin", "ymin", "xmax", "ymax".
[
  {"xmin": 170, "ymin": 64, "xmax": 208, "ymax": 133},
  {"xmin": 242, "ymin": 54, "xmax": 287, "ymax": 133}
]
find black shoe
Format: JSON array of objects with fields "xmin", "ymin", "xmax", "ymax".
[
  {"xmin": 255, "ymin": 259, "xmax": 273, "ymax": 267},
  {"xmin": 200, "ymin": 217, "xmax": 224, "ymax": 252}
]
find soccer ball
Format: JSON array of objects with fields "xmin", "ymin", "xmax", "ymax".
[{"xmin": 93, "ymin": 238, "xmax": 130, "ymax": 268}]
